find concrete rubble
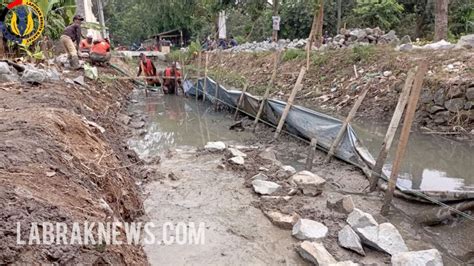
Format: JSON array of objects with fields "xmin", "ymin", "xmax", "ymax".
[
  {"xmin": 347, "ymin": 208, "xmax": 378, "ymax": 229},
  {"xmin": 356, "ymin": 223, "xmax": 408, "ymax": 256},
  {"xmin": 263, "ymin": 210, "xmax": 300, "ymax": 229},
  {"xmin": 229, "ymin": 156, "xmax": 245, "ymax": 165},
  {"xmin": 298, "ymin": 241, "xmax": 337, "ymax": 265},
  {"xmin": 228, "ymin": 147, "xmax": 247, "ymax": 158},
  {"xmin": 292, "ymin": 218, "xmax": 328, "ymax": 241},
  {"xmin": 204, "ymin": 141, "xmax": 226, "ymax": 152},
  {"xmin": 327, "ymin": 195, "xmax": 355, "ymax": 214},
  {"xmin": 291, "ymin": 171, "xmax": 326, "ymax": 196},
  {"xmin": 252, "ymin": 179, "xmax": 281, "ymax": 195},
  {"xmin": 391, "ymin": 249, "xmax": 443, "ymax": 266},
  {"xmin": 251, "ymin": 173, "xmax": 269, "ymax": 181},
  {"xmin": 338, "ymin": 225, "xmax": 365, "ymax": 256}
]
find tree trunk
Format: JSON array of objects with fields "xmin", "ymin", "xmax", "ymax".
[
  {"xmin": 434, "ymin": 0, "xmax": 449, "ymax": 41},
  {"xmin": 336, "ymin": 0, "xmax": 341, "ymax": 34}
]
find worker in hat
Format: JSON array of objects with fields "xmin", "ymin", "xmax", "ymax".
[
  {"xmin": 60, "ymin": 14, "xmax": 84, "ymax": 69},
  {"xmin": 90, "ymin": 38, "xmax": 111, "ymax": 65},
  {"xmin": 80, "ymin": 32, "xmax": 94, "ymax": 54},
  {"xmin": 162, "ymin": 62, "xmax": 182, "ymax": 95}
]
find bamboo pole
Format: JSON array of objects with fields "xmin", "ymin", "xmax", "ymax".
[
  {"xmin": 203, "ymin": 52, "xmax": 209, "ymax": 102},
  {"xmin": 274, "ymin": 66, "xmax": 307, "ymax": 140},
  {"xmin": 381, "ymin": 61, "xmax": 428, "ymax": 215},
  {"xmin": 368, "ymin": 68, "xmax": 416, "ymax": 191},
  {"xmin": 252, "ymin": 51, "xmax": 281, "ymax": 132},
  {"xmin": 196, "ymin": 48, "xmax": 202, "ymax": 100},
  {"xmin": 234, "ymin": 82, "xmax": 249, "ymax": 120},
  {"xmin": 306, "ymin": 0, "xmax": 321, "ymax": 70},
  {"xmin": 305, "ymin": 138, "xmax": 318, "ymax": 171},
  {"xmin": 324, "ymin": 85, "xmax": 370, "ymax": 163}
]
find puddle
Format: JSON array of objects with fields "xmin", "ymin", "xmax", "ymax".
[
  {"xmin": 128, "ymin": 90, "xmax": 254, "ymax": 155},
  {"xmin": 352, "ymin": 121, "xmax": 474, "ymax": 193}
]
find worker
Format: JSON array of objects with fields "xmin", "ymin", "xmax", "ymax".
[
  {"xmin": 229, "ymin": 35, "xmax": 238, "ymax": 47},
  {"xmin": 80, "ymin": 32, "xmax": 94, "ymax": 54},
  {"xmin": 137, "ymin": 53, "xmax": 161, "ymax": 86},
  {"xmin": 60, "ymin": 15, "xmax": 84, "ymax": 69},
  {"xmin": 162, "ymin": 62, "xmax": 182, "ymax": 95},
  {"xmin": 90, "ymin": 38, "xmax": 111, "ymax": 65}
]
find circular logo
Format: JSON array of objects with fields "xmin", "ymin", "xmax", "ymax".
[{"xmin": 0, "ymin": 0, "xmax": 45, "ymax": 45}]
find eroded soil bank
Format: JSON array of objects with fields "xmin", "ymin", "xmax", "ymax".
[
  {"xmin": 128, "ymin": 91, "xmax": 473, "ymax": 265},
  {"xmin": 0, "ymin": 67, "xmax": 147, "ymax": 264}
]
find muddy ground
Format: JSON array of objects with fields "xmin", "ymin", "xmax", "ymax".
[
  {"xmin": 0, "ymin": 66, "xmax": 147, "ymax": 264},
  {"xmin": 190, "ymin": 47, "xmax": 474, "ymax": 139}
]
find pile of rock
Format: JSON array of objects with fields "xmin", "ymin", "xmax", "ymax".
[
  {"xmin": 327, "ymin": 27, "xmax": 400, "ymax": 49},
  {"xmin": 419, "ymin": 84, "xmax": 474, "ymax": 126},
  {"xmin": 0, "ymin": 61, "xmax": 61, "ymax": 85}
]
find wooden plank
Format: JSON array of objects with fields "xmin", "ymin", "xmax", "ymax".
[
  {"xmin": 381, "ymin": 61, "xmax": 428, "ymax": 215},
  {"xmin": 252, "ymin": 51, "xmax": 281, "ymax": 132},
  {"xmin": 368, "ymin": 68, "xmax": 416, "ymax": 191},
  {"xmin": 203, "ymin": 52, "xmax": 209, "ymax": 102},
  {"xmin": 214, "ymin": 81, "xmax": 219, "ymax": 109},
  {"xmin": 305, "ymin": 138, "xmax": 318, "ymax": 171},
  {"xmin": 273, "ymin": 66, "xmax": 307, "ymax": 139},
  {"xmin": 234, "ymin": 82, "xmax": 249, "ymax": 120},
  {"xmin": 324, "ymin": 85, "xmax": 370, "ymax": 163}
]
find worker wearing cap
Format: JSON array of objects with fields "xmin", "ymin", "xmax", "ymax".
[
  {"xmin": 90, "ymin": 38, "xmax": 111, "ymax": 65},
  {"xmin": 60, "ymin": 14, "xmax": 84, "ymax": 69},
  {"xmin": 163, "ymin": 62, "xmax": 182, "ymax": 95},
  {"xmin": 80, "ymin": 32, "xmax": 94, "ymax": 54}
]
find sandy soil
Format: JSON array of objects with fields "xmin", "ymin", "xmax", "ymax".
[{"xmin": 0, "ymin": 67, "xmax": 147, "ymax": 264}]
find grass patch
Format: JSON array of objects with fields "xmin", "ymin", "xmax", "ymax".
[
  {"xmin": 282, "ymin": 49, "xmax": 305, "ymax": 62},
  {"xmin": 312, "ymin": 52, "xmax": 330, "ymax": 66},
  {"xmin": 350, "ymin": 45, "xmax": 375, "ymax": 63}
]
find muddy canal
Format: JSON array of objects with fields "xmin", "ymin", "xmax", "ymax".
[{"xmin": 128, "ymin": 90, "xmax": 304, "ymax": 265}]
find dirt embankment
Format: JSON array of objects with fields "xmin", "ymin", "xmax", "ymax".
[
  {"xmin": 0, "ymin": 68, "xmax": 147, "ymax": 264},
  {"xmin": 195, "ymin": 47, "xmax": 474, "ymax": 138}
]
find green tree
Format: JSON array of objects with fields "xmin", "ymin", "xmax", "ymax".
[{"xmin": 350, "ymin": 0, "xmax": 404, "ymax": 30}]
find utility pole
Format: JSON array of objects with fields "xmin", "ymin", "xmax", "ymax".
[
  {"xmin": 97, "ymin": 0, "xmax": 107, "ymax": 38},
  {"xmin": 336, "ymin": 0, "xmax": 341, "ymax": 34}
]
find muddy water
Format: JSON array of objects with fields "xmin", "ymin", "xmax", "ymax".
[
  {"xmin": 128, "ymin": 90, "xmax": 304, "ymax": 265},
  {"xmin": 352, "ymin": 121, "xmax": 474, "ymax": 193}
]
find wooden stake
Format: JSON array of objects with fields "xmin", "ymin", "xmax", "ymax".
[
  {"xmin": 196, "ymin": 47, "xmax": 202, "ymax": 100},
  {"xmin": 305, "ymin": 138, "xmax": 318, "ymax": 171},
  {"xmin": 203, "ymin": 53, "xmax": 209, "ymax": 102},
  {"xmin": 214, "ymin": 81, "xmax": 219, "ymax": 109},
  {"xmin": 353, "ymin": 65, "xmax": 358, "ymax": 78},
  {"xmin": 252, "ymin": 51, "xmax": 281, "ymax": 132},
  {"xmin": 306, "ymin": 2, "xmax": 320, "ymax": 70},
  {"xmin": 324, "ymin": 85, "xmax": 370, "ymax": 163},
  {"xmin": 274, "ymin": 66, "xmax": 307, "ymax": 140},
  {"xmin": 381, "ymin": 61, "xmax": 428, "ymax": 215},
  {"xmin": 234, "ymin": 82, "xmax": 249, "ymax": 120},
  {"xmin": 368, "ymin": 68, "xmax": 416, "ymax": 192}
]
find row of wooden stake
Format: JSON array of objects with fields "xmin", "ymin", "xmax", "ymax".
[{"xmin": 192, "ymin": 49, "xmax": 428, "ymax": 215}]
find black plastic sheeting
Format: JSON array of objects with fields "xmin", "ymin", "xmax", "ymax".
[{"xmin": 185, "ymin": 77, "xmax": 474, "ymax": 202}]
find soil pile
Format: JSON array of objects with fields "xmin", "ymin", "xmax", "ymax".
[{"xmin": 0, "ymin": 67, "xmax": 147, "ymax": 264}]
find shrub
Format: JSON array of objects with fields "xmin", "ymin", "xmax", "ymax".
[
  {"xmin": 282, "ymin": 49, "xmax": 305, "ymax": 61},
  {"xmin": 351, "ymin": 45, "xmax": 375, "ymax": 63}
]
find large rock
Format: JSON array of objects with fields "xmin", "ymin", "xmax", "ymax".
[
  {"xmin": 350, "ymin": 29, "xmax": 367, "ymax": 41},
  {"xmin": 21, "ymin": 69, "xmax": 47, "ymax": 84},
  {"xmin": 251, "ymin": 173, "xmax": 269, "ymax": 181},
  {"xmin": 327, "ymin": 195, "xmax": 355, "ymax": 214},
  {"xmin": 252, "ymin": 180, "xmax": 280, "ymax": 195},
  {"xmin": 347, "ymin": 208, "xmax": 378, "ymax": 229},
  {"xmin": 264, "ymin": 210, "xmax": 300, "ymax": 229},
  {"xmin": 338, "ymin": 225, "xmax": 365, "ymax": 256},
  {"xmin": 292, "ymin": 219, "xmax": 328, "ymax": 241},
  {"xmin": 291, "ymin": 171, "xmax": 326, "ymax": 196},
  {"xmin": 466, "ymin": 87, "xmax": 474, "ymax": 101},
  {"xmin": 391, "ymin": 249, "xmax": 443, "ymax": 266},
  {"xmin": 456, "ymin": 34, "xmax": 474, "ymax": 49},
  {"xmin": 423, "ymin": 40, "xmax": 455, "ymax": 50},
  {"xmin": 444, "ymin": 98, "xmax": 466, "ymax": 113},
  {"xmin": 228, "ymin": 148, "xmax": 247, "ymax": 158},
  {"xmin": 204, "ymin": 141, "xmax": 226, "ymax": 152},
  {"xmin": 380, "ymin": 30, "xmax": 399, "ymax": 44},
  {"xmin": 400, "ymin": 35, "xmax": 411, "ymax": 44},
  {"xmin": 0, "ymin": 62, "xmax": 12, "ymax": 74},
  {"xmin": 434, "ymin": 88, "xmax": 446, "ymax": 105},
  {"xmin": 420, "ymin": 89, "xmax": 434, "ymax": 104},
  {"xmin": 356, "ymin": 223, "xmax": 408, "ymax": 256},
  {"xmin": 229, "ymin": 156, "xmax": 245, "ymax": 165},
  {"xmin": 298, "ymin": 241, "xmax": 337, "ymax": 265}
]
